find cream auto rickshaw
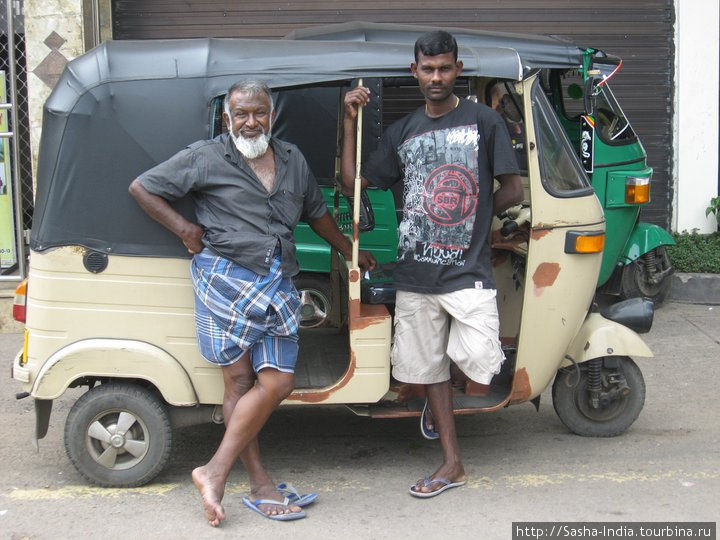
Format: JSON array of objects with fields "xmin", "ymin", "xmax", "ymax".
[{"xmin": 11, "ymin": 36, "xmax": 653, "ymax": 487}]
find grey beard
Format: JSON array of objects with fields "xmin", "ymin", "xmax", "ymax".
[{"xmin": 230, "ymin": 129, "xmax": 271, "ymax": 160}]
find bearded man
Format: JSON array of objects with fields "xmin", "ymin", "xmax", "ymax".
[{"xmin": 129, "ymin": 80, "xmax": 375, "ymax": 526}]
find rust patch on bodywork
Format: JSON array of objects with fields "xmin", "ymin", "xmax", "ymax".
[
  {"xmin": 289, "ymin": 351, "xmax": 357, "ymax": 403},
  {"xmin": 530, "ymin": 228, "xmax": 551, "ymax": 240},
  {"xmin": 349, "ymin": 299, "xmax": 389, "ymax": 331},
  {"xmin": 532, "ymin": 262, "xmax": 560, "ymax": 295},
  {"xmin": 508, "ymin": 367, "xmax": 532, "ymax": 404}
]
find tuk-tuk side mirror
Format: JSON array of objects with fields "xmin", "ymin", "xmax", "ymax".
[{"xmin": 567, "ymin": 83, "xmax": 583, "ymax": 100}]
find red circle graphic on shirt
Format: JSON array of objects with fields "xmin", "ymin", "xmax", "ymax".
[{"xmin": 422, "ymin": 164, "xmax": 478, "ymax": 226}]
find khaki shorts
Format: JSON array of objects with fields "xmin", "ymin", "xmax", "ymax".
[{"xmin": 391, "ymin": 288, "xmax": 504, "ymax": 385}]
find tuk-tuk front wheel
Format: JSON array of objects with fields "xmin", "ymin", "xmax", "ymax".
[
  {"xmin": 64, "ymin": 383, "xmax": 172, "ymax": 487},
  {"xmin": 552, "ymin": 356, "xmax": 645, "ymax": 437},
  {"xmin": 620, "ymin": 247, "xmax": 673, "ymax": 305}
]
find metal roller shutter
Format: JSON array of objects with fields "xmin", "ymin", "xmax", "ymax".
[{"xmin": 111, "ymin": 0, "xmax": 674, "ymax": 228}]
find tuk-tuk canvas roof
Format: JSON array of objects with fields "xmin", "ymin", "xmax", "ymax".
[
  {"xmin": 32, "ymin": 37, "xmax": 522, "ymax": 258},
  {"xmin": 285, "ymin": 21, "xmax": 586, "ymax": 70}
]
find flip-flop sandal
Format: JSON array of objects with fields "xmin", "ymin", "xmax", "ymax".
[
  {"xmin": 420, "ymin": 398, "xmax": 439, "ymax": 440},
  {"xmin": 408, "ymin": 476, "xmax": 467, "ymax": 498},
  {"xmin": 241, "ymin": 496, "xmax": 307, "ymax": 521},
  {"xmin": 277, "ymin": 482, "xmax": 318, "ymax": 507}
]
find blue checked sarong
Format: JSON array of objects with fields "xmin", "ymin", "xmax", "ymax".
[{"xmin": 191, "ymin": 248, "xmax": 301, "ymax": 373}]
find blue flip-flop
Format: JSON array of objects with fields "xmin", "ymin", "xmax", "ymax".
[
  {"xmin": 420, "ymin": 398, "xmax": 439, "ymax": 440},
  {"xmin": 241, "ymin": 496, "xmax": 307, "ymax": 521},
  {"xmin": 276, "ymin": 483, "xmax": 318, "ymax": 507},
  {"xmin": 409, "ymin": 476, "xmax": 467, "ymax": 498}
]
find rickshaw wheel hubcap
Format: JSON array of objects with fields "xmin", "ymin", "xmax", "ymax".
[{"xmin": 575, "ymin": 377, "xmax": 626, "ymax": 421}]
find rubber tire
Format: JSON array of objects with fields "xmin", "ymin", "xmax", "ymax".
[
  {"xmin": 620, "ymin": 247, "xmax": 672, "ymax": 305},
  {"xmin": 294, "ymin": 273, "xmax": 333, "ymax": 329},
  {"xmin": 552, "ymin": 357, "xmax": 645, "ymax": 437},
  {"xmin": 64, "ymin": 383, "xmax": 172, "ymax": 487}
]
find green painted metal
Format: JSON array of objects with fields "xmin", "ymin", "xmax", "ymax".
[
  {"xmin": 620, "ymin": 222, "xmax": 675, "ymax": 263},
  {"xmin": 591, "ymin": 135, "xmax": 650, "ymax": 284},
  {"xmin": 294, "ymin": 187, "xmax": 398, "ymax": 273},
  {"xmin": 557, "ymin": 95, "xmax": 665, "ymax": 286}
]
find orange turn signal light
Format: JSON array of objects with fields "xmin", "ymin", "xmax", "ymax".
[
  {"xmin": 565, "ymin": 231, "xmax": 605, "ymax": 254},
  {"xmin": 625, "ymin": 176, "xmax": 650, "ymax": 204}
]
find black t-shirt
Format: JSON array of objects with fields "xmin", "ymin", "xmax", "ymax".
[{"xmin": 362, "ymin": 99, "xmax": 519, "ymax": 293}]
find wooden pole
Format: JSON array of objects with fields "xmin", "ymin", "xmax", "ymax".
[{"xmin": 352, "ymin": 78, "xmax": 363, "ymax": 268}]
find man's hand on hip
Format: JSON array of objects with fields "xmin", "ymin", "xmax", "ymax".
[{"xmin": 182, "ymin": 223, "xmax": 205, "ymax": 254}]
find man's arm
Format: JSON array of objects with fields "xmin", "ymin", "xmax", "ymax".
[
  {"xmin": 128, "ymin": 179, "xmax": 205, "ymax": 253},
  {"xmin": 308, "ymin": 211, "xmax": 376, "ymax": 272},
  {"xmin": 341, "ymin": 87, "xmax": 372, "ymax": 197},
  {"xmin": 493, "ymin": 173, "xmax": 524, "ymax": 215}
]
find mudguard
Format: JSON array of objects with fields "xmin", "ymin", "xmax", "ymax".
[
  {"xmin": 621, "ymin": 223, "xmax": 675, "ymax": 262},
  {"xmin": 562, "ymin": 312, "xmax": 653, "ymax": 367},
  {"xmin": 31, "ymin": 339, "xmax": 198, "ymax": 405}
]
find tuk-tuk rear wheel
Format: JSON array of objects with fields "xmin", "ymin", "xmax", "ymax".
[
  {"xmin": 552, "ymin": 356, "xmax": 645, "ymax": 437},
  {"xmin": 64, "ymin": 382, "xmax": 172, "ymax": 487},
  {"xmin": 620, "ymin": 247, "xmax": 672, "ymax": 305}
]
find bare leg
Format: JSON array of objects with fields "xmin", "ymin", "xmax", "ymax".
[
  {"xmin": 220, "ymin": 358, "xmax": 301, "ymax": 515},
  {"xmin": 192, "ymin": 367, "xmax": 298, "ymax": 525},
  {"xmin": 414, "ymin": 380, "xmax": 467, "ymax": 493},
  {"xmin": 220, "ymin": 357, "xmax": 276, "ymax": 494}
]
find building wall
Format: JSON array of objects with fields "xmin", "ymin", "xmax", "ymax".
[
  {"xmin": 673, "ymin": 0, "xmax": 719, "ymax": 233},
  {"xmin": 24, "ymin": 0, "xmax": 84, "ymax": 183}
]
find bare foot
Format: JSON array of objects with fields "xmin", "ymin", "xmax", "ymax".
[
  {"xmin": 192, "ymin": 466, "xmax": 226, "ymax": 526},
  {"xmin": 413, "ymin": 462, "xmax": 467, "ymax": 494},
  {"xmin": 250, "ymin": 483, "xmax": 302, "ymax": 516}
]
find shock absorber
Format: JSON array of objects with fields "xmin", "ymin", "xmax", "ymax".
[
  {"xmin": 587, "ymin": 358, "xmax": 603, "ymax": 408},
  {"xmin": 642, "ymin": 249, "xmax": 659, "ymax": 282}
]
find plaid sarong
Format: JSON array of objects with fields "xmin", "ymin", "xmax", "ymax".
[{"xmin": 191, "ymin": 249, "xmax": 301, "ymax": 372}]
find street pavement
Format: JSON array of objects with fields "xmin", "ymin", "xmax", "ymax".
[{"xmin": 0, "ymin": 302, "xmax": 718, "ymax": 539}]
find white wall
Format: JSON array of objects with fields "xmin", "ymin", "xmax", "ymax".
[
  {"xmin": 24, "ymin": 0, "xmax": 85, "ymax": 188},
  {"xmin": 674, "ymin": 0, "xmax": 719, "ymax": 233}
]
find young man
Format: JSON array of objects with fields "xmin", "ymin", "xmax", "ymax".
[
  {"xmin": 342, "ymin": 31, "xmax": 523, "ymax": 497},
  {"xmin": 130, "ymin": 80, "xmax": 375, "ymax": 525}
]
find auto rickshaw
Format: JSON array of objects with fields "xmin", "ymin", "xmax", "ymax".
[
  {"xmin": 11, "ymin": 36, "xmax": 653, "ymax": 487},
  {"xmin": 285, "ymin": 22, "xmax": 675, "ymax": 326}
]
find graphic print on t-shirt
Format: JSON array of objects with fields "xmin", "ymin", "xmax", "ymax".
[{"xmin": 397, "ymin": 124, "xmax": 479, "ymax": 266}]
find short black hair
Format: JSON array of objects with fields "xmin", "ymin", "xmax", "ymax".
[
  {"xmin": 223, "ymin": 79, "xmax": 274, "ymax": 115},
  {"xmin": 414, "ymin": 30, "xmax": 458, "ymax": 62}
]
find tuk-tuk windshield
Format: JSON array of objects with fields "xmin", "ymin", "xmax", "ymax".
[
  {"xmin": 532, "ymin": 80, "xmax": 593, "ymax": 196},
  {"xmin": 592, "ymin": 83, "xmax": 637, "ymax": 144}
]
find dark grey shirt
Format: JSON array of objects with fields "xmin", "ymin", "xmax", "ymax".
[{"xmin": 138, "ymin": 133, "xmax": 328, "ymax": 277}]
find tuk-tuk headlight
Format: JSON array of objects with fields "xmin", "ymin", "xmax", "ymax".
[
  {"xmin": 625, "ymin": 176, "xmax": 650, "ymax": 204},
  {"xmin": 565, "ymin": 231, "xmax": 605, "ymax": 254}
]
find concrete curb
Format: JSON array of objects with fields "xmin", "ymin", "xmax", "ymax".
[{"xmin": 668, "ymin": 272, "xmax": 720, "ymax": 305}]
